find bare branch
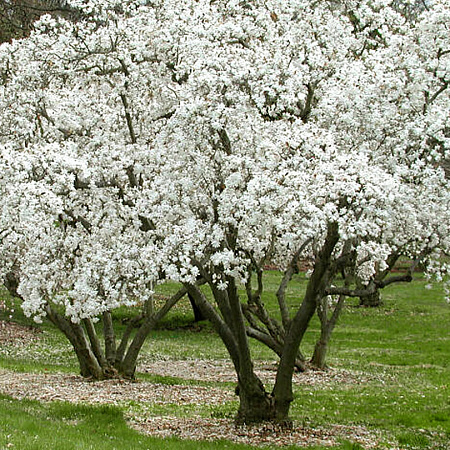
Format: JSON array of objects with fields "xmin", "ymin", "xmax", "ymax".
[
  {"xmin": 63, "ymin": 209, "xmax": 92, "ymax": 234},
  {"xmin": 276, "ymin": 238, "xmax": 312, "ymax": 328},
  {"xmin": 217, "ymin": 129, "xmax": 232, "ymax": 155}
]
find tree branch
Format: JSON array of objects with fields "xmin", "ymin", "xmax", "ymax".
[{"xmin": 276, "ymin": 238, "xmax": 312, "ymax": 329}]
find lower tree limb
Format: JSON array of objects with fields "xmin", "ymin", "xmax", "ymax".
[
  {"xmin": 246, "ymin": 326, "xmax": 306, "ymax": 372},
  {"xmin": 115, "ymin": 313, "xmax": 143, "ymax": 367},
  {"xmin": 45, "ymin": 305, "xmax": 104, "ymax": 379},
  {"xmin": 188, "ymin": 292, "xmax": 206, "ymax": 322},
  {"xmin": 103, "ymin": 311, "xmax": 117, "ymax": 366},
  {"xmin": 185, "ymin": 283, "xmax": 241, "ymax": 371},
  {"xmin": 118, "ymin": 287, "xmax": 188, "ymax": 378},
  {"xmin": 119, "ymin": 315, "xmax": 155, "ymax": 379}
]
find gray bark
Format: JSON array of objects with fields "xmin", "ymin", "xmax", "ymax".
[
  {"xmin": 186, "ymin": 280, "xmax": 275, "ymax": 423},
  {"xmin": 310, "ymin": 294, "xmax": 345, "ymax": 369},
  {"xmin": 83, "ymin": 318, "xmax": 108, "ymax": 368},
  {"xmin": 119, "ymin": 287, "xmax": 189, "ymax": 378},
  {"xmin": 246, "ymin": 326, "xmax": 306, "ymax": 372},
  {"xmin": 272, "ymin": 222, "xmax": 340, "ymax": 421},
  {"xmin": 102, "ymin": 311, "xmax": 117, "ymax": 365}
]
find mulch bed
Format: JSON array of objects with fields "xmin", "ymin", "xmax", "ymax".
[{"xmin": 0, "ymin": 320, "xmax": 41, "ymax": 345}]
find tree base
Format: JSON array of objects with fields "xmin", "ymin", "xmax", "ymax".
[
  {"xmin": 310, "ymin": 341, "xmax": 328, "ymax": 370},
  {"xmin": 235, "ymin": 382, "xmax": 278, "ymax": 424}
]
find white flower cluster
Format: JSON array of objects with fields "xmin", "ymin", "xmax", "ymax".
[{"xmin": 0, "ymin": 0, "xmax": 449, "ymax": 321}]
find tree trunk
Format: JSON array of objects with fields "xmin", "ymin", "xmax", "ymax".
[
  {"xmin": 236, "ymin": 374, "xmax": 275, "ymax": 423},
  {"xmin": 310, "ymin": 294, "xmax": 345, "ymax": 370},
  {"xmin": 227, "ymin": 277, "xmax": 276, "ymax": 422},
  {"xmin": 3, "ymin": 271, "xmax": 21, "ymax": 299},
  {"xmin": 272, "ymin": 222, "xmax": 339, "ymax": 421},
  {"xmin": 310, "ymin": 337, "xmax": 329, "ymax": 370},
  {"xmin": 188, "ymin": 292, "xmax": 206, "ymax": 322},
  {"xmin": 119, "ymin": 315, "xmax": 155, "ymax": 379},
  {"xmin": 186, "ymin": 281, "xmax": 275, "ymax": 423},
  {"xmin": 45, "ymin": 305, "xmax": 105, "ymax": 379},
  {"xmin": 359, "ymin": 289, "xmax": 382, "ymax": 307},
  {"xmin": 118, "ymin": 287, "xmax": 188, "ymax": 378},
  {"xmin": 102, "ymin": 311, "xmax": 117, "ymax": 366},
  {"xmin": 83, "ymin": 318, "xmax": 108, "ymax": 368},
  {"xmin": 114, "ymin": 314, "xmax": 143, "ymax": 367},
  {"xmin": 31, "ymin": 287, "xmax": 188, "ymax": 380},
  {"xmin": 70, "ymin": 322, "xmax": 105, "ymax": 380},
  {"xmin": 185, "ymin": 283, "xmax": 241, "ymax": 369}
]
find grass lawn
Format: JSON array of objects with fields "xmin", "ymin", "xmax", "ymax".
[
  {"xmin": 0, "ymin": 395, "xmax": 264, "ymax": 450},
  {"xmin": 0, "ymin": 271, "xmax": 449, "ymax": 449}
]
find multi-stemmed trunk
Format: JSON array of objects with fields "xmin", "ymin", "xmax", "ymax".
[
  {"xmin": 271, "ymin": 222, "xmax": 340, "ymax": 421},
  {"xmin": 185, "ymin": 280, "xmax": 275, "ymax": 423},
  {"xmin": 44, "ymin": 286, "xmax": 188, "ymax": 380},
  {"xmin": 187, "ymin": 222, "xmax": 340, "ymax": 423}
]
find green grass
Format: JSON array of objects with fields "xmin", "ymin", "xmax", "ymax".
[
  {"xmin": 0, "ymin": 395, "xmax": 262, "ymax": 450},
  {"xmin": 0, "ymin": 394, "xmax": 382, "ymax": 450},
  {"xmin": 1, "ymin": 272, "xmax": 449, "ymax": 449}
]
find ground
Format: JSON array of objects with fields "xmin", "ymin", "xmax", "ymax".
[
  {"xmin": 0, "ymin": 320, "xmax": 395, "ymax": 448},
  {"xmin": 0, "ymin": 319, "xmax": 41, "ymax": 345}
]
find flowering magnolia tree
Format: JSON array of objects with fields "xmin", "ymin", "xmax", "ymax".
[
  {"xmin": 0, "ymin": 138, "xmax": 194, "ymax": 379},
  {"xmin": 1, "ymin": 0, "xmax": 449, "ymax": 422},
  {"xmin": 0, "ymin": 0, "xmax": 190, "ymax": 379}
]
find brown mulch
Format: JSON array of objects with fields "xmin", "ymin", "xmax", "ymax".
[
  {"xmin": 0, "ymin": 320, "xmax": 396, "ymax": 448},
  {"xmin": 0, "ymin": 369, "xmax": 233, "ymax": 405},
  {"xmin": 133, "ymin": 416, "xmax": 386, "ymax": 448},
  {"xmin": 138, "ymin": 358, "xmax": 387, "ymax": 386},
  {"xmin": 0, "ymin": 320, "xmax": 41, "ymax": 345}
]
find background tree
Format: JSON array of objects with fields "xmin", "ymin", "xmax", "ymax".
[{"xmin": 0, "ymin": 0, "xmax": 81, "ymax": 43}]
